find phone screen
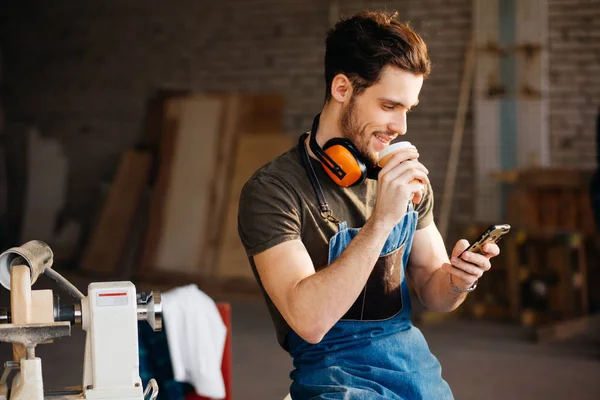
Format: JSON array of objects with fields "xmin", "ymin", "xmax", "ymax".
[{"xmin": 460, "ymin": 224, "xmax": 510, "ymax": 257}]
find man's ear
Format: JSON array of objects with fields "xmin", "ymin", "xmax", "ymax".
[{"xmin": 330, "ymin": 74, "xmax": 353, "ymax": 103}]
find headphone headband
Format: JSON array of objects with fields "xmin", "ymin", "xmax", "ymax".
[{"xmin": 308, "ymin": 115, "xmax": 346, "ymax": 180}]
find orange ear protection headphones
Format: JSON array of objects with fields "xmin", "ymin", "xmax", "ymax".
[{"xmin": 307, "ymin": 114, "xmax": 380, "ymax": 187}]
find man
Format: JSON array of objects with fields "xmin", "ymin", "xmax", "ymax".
[{"xmin": 238, "ymin": 10, "xmax": 500, "ymax": 399}]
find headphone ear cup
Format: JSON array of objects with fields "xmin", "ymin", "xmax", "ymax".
[{"xmin": 322, "ymin": 140, "xmax": 367, "ymax": 187}]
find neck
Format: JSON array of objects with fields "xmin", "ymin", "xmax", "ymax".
[{"xmin": 305, "ymin": 101, "xmax": 344, "ymax": 159}]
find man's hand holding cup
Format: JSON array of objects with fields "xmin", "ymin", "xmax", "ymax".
[
  {"xmin": 372, "ymin": 141, "xmax": 429, "ymax": 229},
  {"xmin": 377, "ymin": 142, "xmax": 427, "ymax": 204}
]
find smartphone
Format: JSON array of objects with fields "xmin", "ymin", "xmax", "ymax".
[{"xmin": 459, "ymin": 224, "xmax": 511, "ymax": 257}]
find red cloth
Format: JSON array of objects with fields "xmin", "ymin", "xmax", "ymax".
[{"xmin": 185, "ymin": 302, "xmax": 232, "ymax": 400}]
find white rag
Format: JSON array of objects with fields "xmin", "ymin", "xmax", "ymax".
[{"xmin": 162, "ymin": 284, "xmax": 227, "ymax": 399}]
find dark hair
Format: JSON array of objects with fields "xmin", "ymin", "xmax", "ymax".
[{"xmin": 324, "ymin": 10, "xmax": 431, "ymax": 101}]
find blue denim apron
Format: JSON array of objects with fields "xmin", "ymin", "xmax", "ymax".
[{"xmin": 287, "ymin": 205, "xmax": 454, "ymax": 399}]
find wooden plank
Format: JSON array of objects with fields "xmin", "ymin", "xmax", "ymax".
[
  {"xmin": 11, "ymin": 265, "xmax": 31, "ymax": 361},
  {"xmin": 216, "ymin": 133, "xmax": 295, "ymax": 279},
  {"xmin": 140, "ymin": 99, "xmax": 182, "ymax": 276},
  {"xmin": 204, "ymin": 95, "xmax": 243, "ymax": 275},
  {"xmin": 30, "ymin": 290, "xmax": 54, "ymax": 323},
  {"xmin": 504, "ymin": 235, "xmax": 521, "ymax": 321},
  {"xmin": 142, "ymin": 89, "xmax": 190, "ymax": 149},
  {"xmin": 150, "ymin": 96, "xmax": 225, "ymax": 276},
  {"xmin": 238, "ymin": 94, "xmax": 284, "ymax": 135},
  {"xmin": 439, "ymin": 38, "xmax": 475, "ymax": 239},
  {"xmin": 80, "ymin": 150, "xmax": 152, "ymax": 275},
  {"xmin": 580, "ymin": 190, "xmax": 596, "ymax": 235}
]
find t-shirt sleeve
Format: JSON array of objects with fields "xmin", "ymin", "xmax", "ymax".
[
  {"xmin": 238, "ymin": 175, "xmax": 302, "ymax": 257},
  {"xmin": 415, "ymin": 182, "xmax": 434, "ymax": 230}
]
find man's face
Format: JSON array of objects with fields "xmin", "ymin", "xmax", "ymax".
[{"xmin": 340, "ymin": 66, "xmax": 424, "ymax": 166}]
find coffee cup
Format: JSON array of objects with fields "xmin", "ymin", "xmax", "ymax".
[
  {"xmin": 378, "ymin": 141, "xmax": 417, "ymax": 168},
  {"xmin": 377, "ymin": 141, "xmax": 425, "ymax": 202}
]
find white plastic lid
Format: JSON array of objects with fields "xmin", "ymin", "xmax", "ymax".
[{"xmin": 378, "ymin": 141, "xmax": 416, "ymax": 162}]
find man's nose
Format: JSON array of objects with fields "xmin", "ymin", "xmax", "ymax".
[{"xmin": 387, "ymin": 112, "xmax": 407, "ymax": 135}]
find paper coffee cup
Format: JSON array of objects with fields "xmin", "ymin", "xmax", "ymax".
[
  {"xmin": 378, "ymin": 141, "xmax": 417, "ymax": 167},
  {"xmin": 377, "ymin": 141, "xmax": 424, "ymax": 200}
]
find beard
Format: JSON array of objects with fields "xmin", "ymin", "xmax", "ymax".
[{"xmin": 339, "ymin": 96, "xmax": 378, "ymax": 166}]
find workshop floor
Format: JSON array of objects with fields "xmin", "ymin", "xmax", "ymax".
[{"xmin": 1, "ymin": 291, "xmax": 599, "ymax": 399}]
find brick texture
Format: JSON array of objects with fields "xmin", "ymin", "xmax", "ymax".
[
  {"xmin": 0, "ymin": 0, "xmax": 597, "ymax": 237},
  {"xmin": 548, "ymin": 0, "xmax": 600, "ymax": 167}
]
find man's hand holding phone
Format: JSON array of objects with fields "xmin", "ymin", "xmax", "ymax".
[{"xmin": 441, "ymin": 224, "xmax": 508, "ymax": 292}]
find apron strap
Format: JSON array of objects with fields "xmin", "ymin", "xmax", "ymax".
[{"xmin": 299, "ymin": 132, "xmax": 341, "ymax": 225}]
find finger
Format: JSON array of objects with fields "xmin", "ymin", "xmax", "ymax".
[
  {"xmin": 442, "ymin": 263, "xmax": 480, "ymax": 282},
  {"xmin": 448, "ymin": 256, "xmax": 485, "ymax": 277},
  {"xmin": 380, "ymin": 160, "xmax": 429, "ymax": 183},
  {"xmin": 458, "ymin": 251, "xmax": 492, "ymax": 272},
  {"xmin": 482, "ymin": 243, "xmax": 500, "ymax": 258},
  {"xmin": 380, "ymin": 149, "xmax": 421, "ymax": 171},
  {"xmin": 451, "ymin": 239, "xmax": 470, "ymax": 258},
  {"xmin": 394, "ymin": 168, "xmax": 430, "ymax": 186}
]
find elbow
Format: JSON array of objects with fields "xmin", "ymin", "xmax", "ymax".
[
  {"xmin": 295, "ymin": 325, "xmax": 326, "ymax": 344},
  {"xmin": 289, "ymin": 317, "xmax": 330, "ymax": 344}
]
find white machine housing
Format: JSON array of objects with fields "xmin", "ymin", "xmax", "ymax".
[{"xmin": 81, "ymin": 282, "xmax": 143, "ymax": 399}]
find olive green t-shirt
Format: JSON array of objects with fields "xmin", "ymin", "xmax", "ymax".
[{"xmin": 237, "ymin": 141, "xmax": 434, "ymax": 350}]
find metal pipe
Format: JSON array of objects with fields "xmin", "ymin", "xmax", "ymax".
[{"xmin": 44, "ymin": 268, "xmax": 84, "ymax": 300}]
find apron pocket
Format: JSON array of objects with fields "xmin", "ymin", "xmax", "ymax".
[{"xmin": 341, "ymin": 244, "xmax": 405, "ymax": 321}]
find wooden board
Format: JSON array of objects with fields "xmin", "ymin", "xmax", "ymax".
[
  {"xmin": 11, "ymin": 265, "xmax": 31, "ymax": 361},
  {"xmin": 144, "ymin": 96, "xmax": 224, "ymax": 276},
  {"xmin": 204, "ymin": 95, "xmax": 243, "ymax": 274},
  {"xmin": 80, "ymin": 149, "xmax": 152, "ymax": 275},
  {"xmin": 30, "ymin": 290, "xmax": 54, "ymax": 323},
  {"xmin": 139, "ymin": 98, "xmax": 182, "ymax": 276},
  {"xmin": 216, "ymin": 133, "xmax": 295, "ymax": 279},
  {"xmin": 238, "ymin": 94, "xmax": 284, "ymax": 135}
]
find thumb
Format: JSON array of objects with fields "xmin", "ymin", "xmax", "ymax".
[{"xmin": 452, "ymin": 239, "xmax": 471, "ymax": 259}]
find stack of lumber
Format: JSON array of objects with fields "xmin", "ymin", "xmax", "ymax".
[
  {"xmin": 80, "ymin": 92, "xmax": 294, "ymax": 286},
  {"xmin": 463, "ymin": 167, "xmax": 599, "ymax": 342}
]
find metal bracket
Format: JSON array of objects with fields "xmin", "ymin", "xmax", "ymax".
[{"xmin": 0, "ymin": 361, "xmax": 19, "ymax": 386}]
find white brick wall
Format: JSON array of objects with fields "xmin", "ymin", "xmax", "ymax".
[
  {"xmin": 0, "ymin": 0, "xmax": 597, "ymax": 232},
  {"xmin": 548, "ymin": 0, "xmax": 600, "ymax": 167}
]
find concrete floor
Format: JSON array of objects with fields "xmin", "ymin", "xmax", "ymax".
[{"xmin": 1, "ymin": 286, "xmax": 599, "ymax": 399}]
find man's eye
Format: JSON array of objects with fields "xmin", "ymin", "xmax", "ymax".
[{"xmin": 383, "ymin": 105, "xmax": 394, "ymax": 111}]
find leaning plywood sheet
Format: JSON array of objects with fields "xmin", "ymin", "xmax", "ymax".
[
  {"xmin": 203, "ymin": 95, "xmax": 243, "ymax": 272},
  {"xmin": 238, "ymin": 94, "xmax": 284, "ymax": 135},
  {"xmin": 140, "ymin": 97, "xmax": 183, "ymax": 276},
  {"xmin": 216, "ymin": 133, "xmax": 295, "ymax": 279},
  {"xmin": 80, "ymin": 149, "xmax": 151, "ymax": 275},
  {"xmin": 147, "ymin": 96, "xmax": 224, "ymax": 276}
]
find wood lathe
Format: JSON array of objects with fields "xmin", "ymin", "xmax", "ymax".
[{"xmin": 0, "ymin": 241, "xmax": 162, "ymax": 399}]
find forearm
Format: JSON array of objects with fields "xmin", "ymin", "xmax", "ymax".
[
  {"xmin": 290, "ymin": 218, "xmax": 391, "ymax": 342},
  {"xmin": 417, "ymin": 265, "xmax": 471, "ymax": 312}
]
